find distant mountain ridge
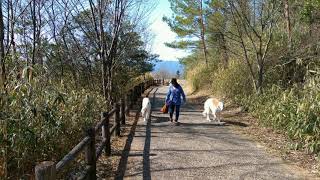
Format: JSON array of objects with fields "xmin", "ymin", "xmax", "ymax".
[{"xmin": 153, "ymin": 60, "xmax": 184, "ymax": 75}]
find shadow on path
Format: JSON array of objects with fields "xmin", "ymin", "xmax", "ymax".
[
  {"xmin": 142, "ymin": 87, "xmax": 158, "ymax": 180},
  {"xmin": 125, "ymin": 162, "xmax": 285, "ymax": 178},
  {"xmin": 114, "ymin": 109, "xmax": 141, "ymax": 180},
  {"xmin": 143, "ymin": 117, "xmax": 151, "ymax": 180},
  {"xmin": 224, "ymin": 119, "xmax": 248, "ymax": 127},
  {"xmin": 115, "ymin": 88, "xmax": 157, "ymax": 180}
]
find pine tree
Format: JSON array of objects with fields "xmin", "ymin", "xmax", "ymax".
[{"xmin": 163, "ymin": 0, "xmax": 209, "ymax": 65}]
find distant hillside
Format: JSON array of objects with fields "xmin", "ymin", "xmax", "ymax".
[{"xmin": 153, "ymin": 60, "xmax": 184, "ymax": 75}]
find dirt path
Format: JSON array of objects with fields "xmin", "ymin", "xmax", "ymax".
[{"xmin": 116, "ymin": 85, "xmax": 316, "ymax": 180}]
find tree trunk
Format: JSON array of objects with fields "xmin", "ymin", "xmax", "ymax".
[
  {"xmin": 6, "ymin": 0, "xmax": 9, "ymax": 49},
  {"xmin": 102, "ymin": 61, "xmax": 108, "ymax": 100},
  {"xmin": 199, "ymin": 0, "xmax": 208, "ymax": 66},
  {"xmin": 220, "ymin": 33, "xmax": 229, "ymax": 68},
  {"xmin": 284, "ymin": 0, "xmax": 292, "ymax": 50},
  {"xmin": 98, "ymin": 0, "xmax": 108, "ymax": 101},
  {"xmin": 37, "ymin": 1, "xmax": 43, "ymax": 65},
  {"xmin": 10, "ymin": 0, "xmax": 15, "ymax": 54},
  {"xmin": 257, "ymin": 61, "xmax": 264, "ymax": 94},
  {"xmin": 107, "ymin": 63, "xmax": 113, "ymax": 105},
  {"xmin": 0, "ymin": 0, "xmax": 6, "ymax": 90},
  {"xmin": 22, "ymin": 16, "xmax": 29, "ymax": 65},
  {"xmin": 32, "ymin": 0, "xmax": 37, "ymax": 66},
  {"xmin": 62, "ymin": 32, "xmax": 78, "ymax": 88}
]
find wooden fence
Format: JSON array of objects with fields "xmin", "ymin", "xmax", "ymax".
[{"xmin": 34, "ymin": 79, "xmax": 162, "ymax": 180}]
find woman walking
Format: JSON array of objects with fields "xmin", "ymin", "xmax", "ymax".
[{"xmin": 165, "ymin": 78, "xmax": 186, "ymax": 124}]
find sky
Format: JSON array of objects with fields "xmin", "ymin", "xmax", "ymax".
[{"xmin": 149, "ymin": 0, "xmax": 189, "ymax": 61}]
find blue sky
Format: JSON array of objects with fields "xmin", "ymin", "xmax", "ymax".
[{"xmin": 149, "ymin": 0, "xmax": 189, "ymax": 61}]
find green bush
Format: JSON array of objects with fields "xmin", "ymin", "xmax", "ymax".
[
  {"xmin": 238, "ymin": 77, "xmax": 320, "ymax": 153},
  {"xmin": 186, "ymin": 63, "xmax": 214, "ymax": 92},
  {"xmin": 211, "ymin": 60, "xmax": 254, "ymax": 98},
  {"xmin": 1, "ymin": 76, "xmax": 106, "ymax": 177}
]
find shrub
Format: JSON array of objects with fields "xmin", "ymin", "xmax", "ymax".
[
  {"xmin": 211, "ymin": 60, "xmax": 254, "ymax": 98},
  {"xmin": 1, "ymin": 76, "xmax": 106, "ymax": 178},
  {"xmin": 238, "ymin": 77, "xmax": 320, "ymax": 153},
  {"xmin": 186, "ymin": 63, "xmax": 214, "ymax": 92}
]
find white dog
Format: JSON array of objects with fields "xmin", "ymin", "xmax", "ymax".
[
  {"xmin": 202, "ymin": 98, "xmax": 224, "ymax": 122},
  {"xmin": 141, "ymin": 96, "xmax": 151, "ymax": 121}
]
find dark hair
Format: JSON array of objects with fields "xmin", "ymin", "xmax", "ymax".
[{"xmin": 171, "ymin": 78, "xmax": 178, "ymax": 87}]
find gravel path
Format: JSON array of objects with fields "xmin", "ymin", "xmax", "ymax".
[{"xmin": 117, "ymin": 86, "xmax": 315, "ymax": 180}]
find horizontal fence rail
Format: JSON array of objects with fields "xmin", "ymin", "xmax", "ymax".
[{"xmin": 35, "ymin": 79, "xmax": 161, "ymax": 180}]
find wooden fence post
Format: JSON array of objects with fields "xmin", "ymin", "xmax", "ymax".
[
  {"xmin": 115, "ymin": 103, "xmax": 121, "ymax": 136},
  {"xmin": 135, "ymin": 86, "xmax": 139, "ymax": 100},
  {"xmin": 120, "ymin": 98, "xmax": 126, "ymax": 125},
  {"xmin": 142, "ymin": 83, "xmax": 144, "ymax": 94},
  {"xmin": 128, "ymin": 90, "xmax": 133, "ymax": 108},
  {"xmin": 133, "ymin": 87, "xmax": 137, "ymax": 102},
  {"xmin": 35, "ymin": 161, "xmax": 56, "ymax": 180},
  {"xmin": 85, "ymin": 128, "xmax": 96, "ymax": 180},
  {"xmin": 125, "ymin": 93, "xmax": 130, "ymax": 116},
  {"xmin": 139, "ymin": 83, "xmax": 143, "ymax": 96},
  {"xmin": 101, "ymin": 112, "xmax": 111, "ymax": 156},
  {"xmin": 136, "ymin": 85, "xmax": 139, "ymax": 99}
]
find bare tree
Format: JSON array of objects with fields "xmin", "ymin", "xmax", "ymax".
[
  {"xmin": 227, "ymin": 0, "xmax": 280, "ymax": 94},
  {"xmin": 87, "ymin": 0, "xmax": 126, "ymax": 103}
]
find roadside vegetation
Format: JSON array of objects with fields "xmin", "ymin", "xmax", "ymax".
[
  {"xmin": 0, "ymin": 0, "xmax": 156, "ymax": 178},
  {"xmin": 165, "ymin": 0, "xmax": 320, "ymax": 160}
]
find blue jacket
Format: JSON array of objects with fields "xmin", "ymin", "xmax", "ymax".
[{"xmin": 165, "ymin": 84, "xmax": 186, "ymax": 106}]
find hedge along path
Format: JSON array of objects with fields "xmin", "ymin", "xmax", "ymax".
[{"xmin": 120, "ymin": 84, "xmax": 316, "ymax": 180}]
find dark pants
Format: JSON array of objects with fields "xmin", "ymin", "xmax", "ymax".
[{"xmin": 169, "ymin": 104, "xmax": 180, "ymax": 121}]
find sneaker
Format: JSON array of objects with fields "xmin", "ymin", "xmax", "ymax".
[{"xmin": 169, "ymin": 118, "xmax": 173, "ymax": 122}]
